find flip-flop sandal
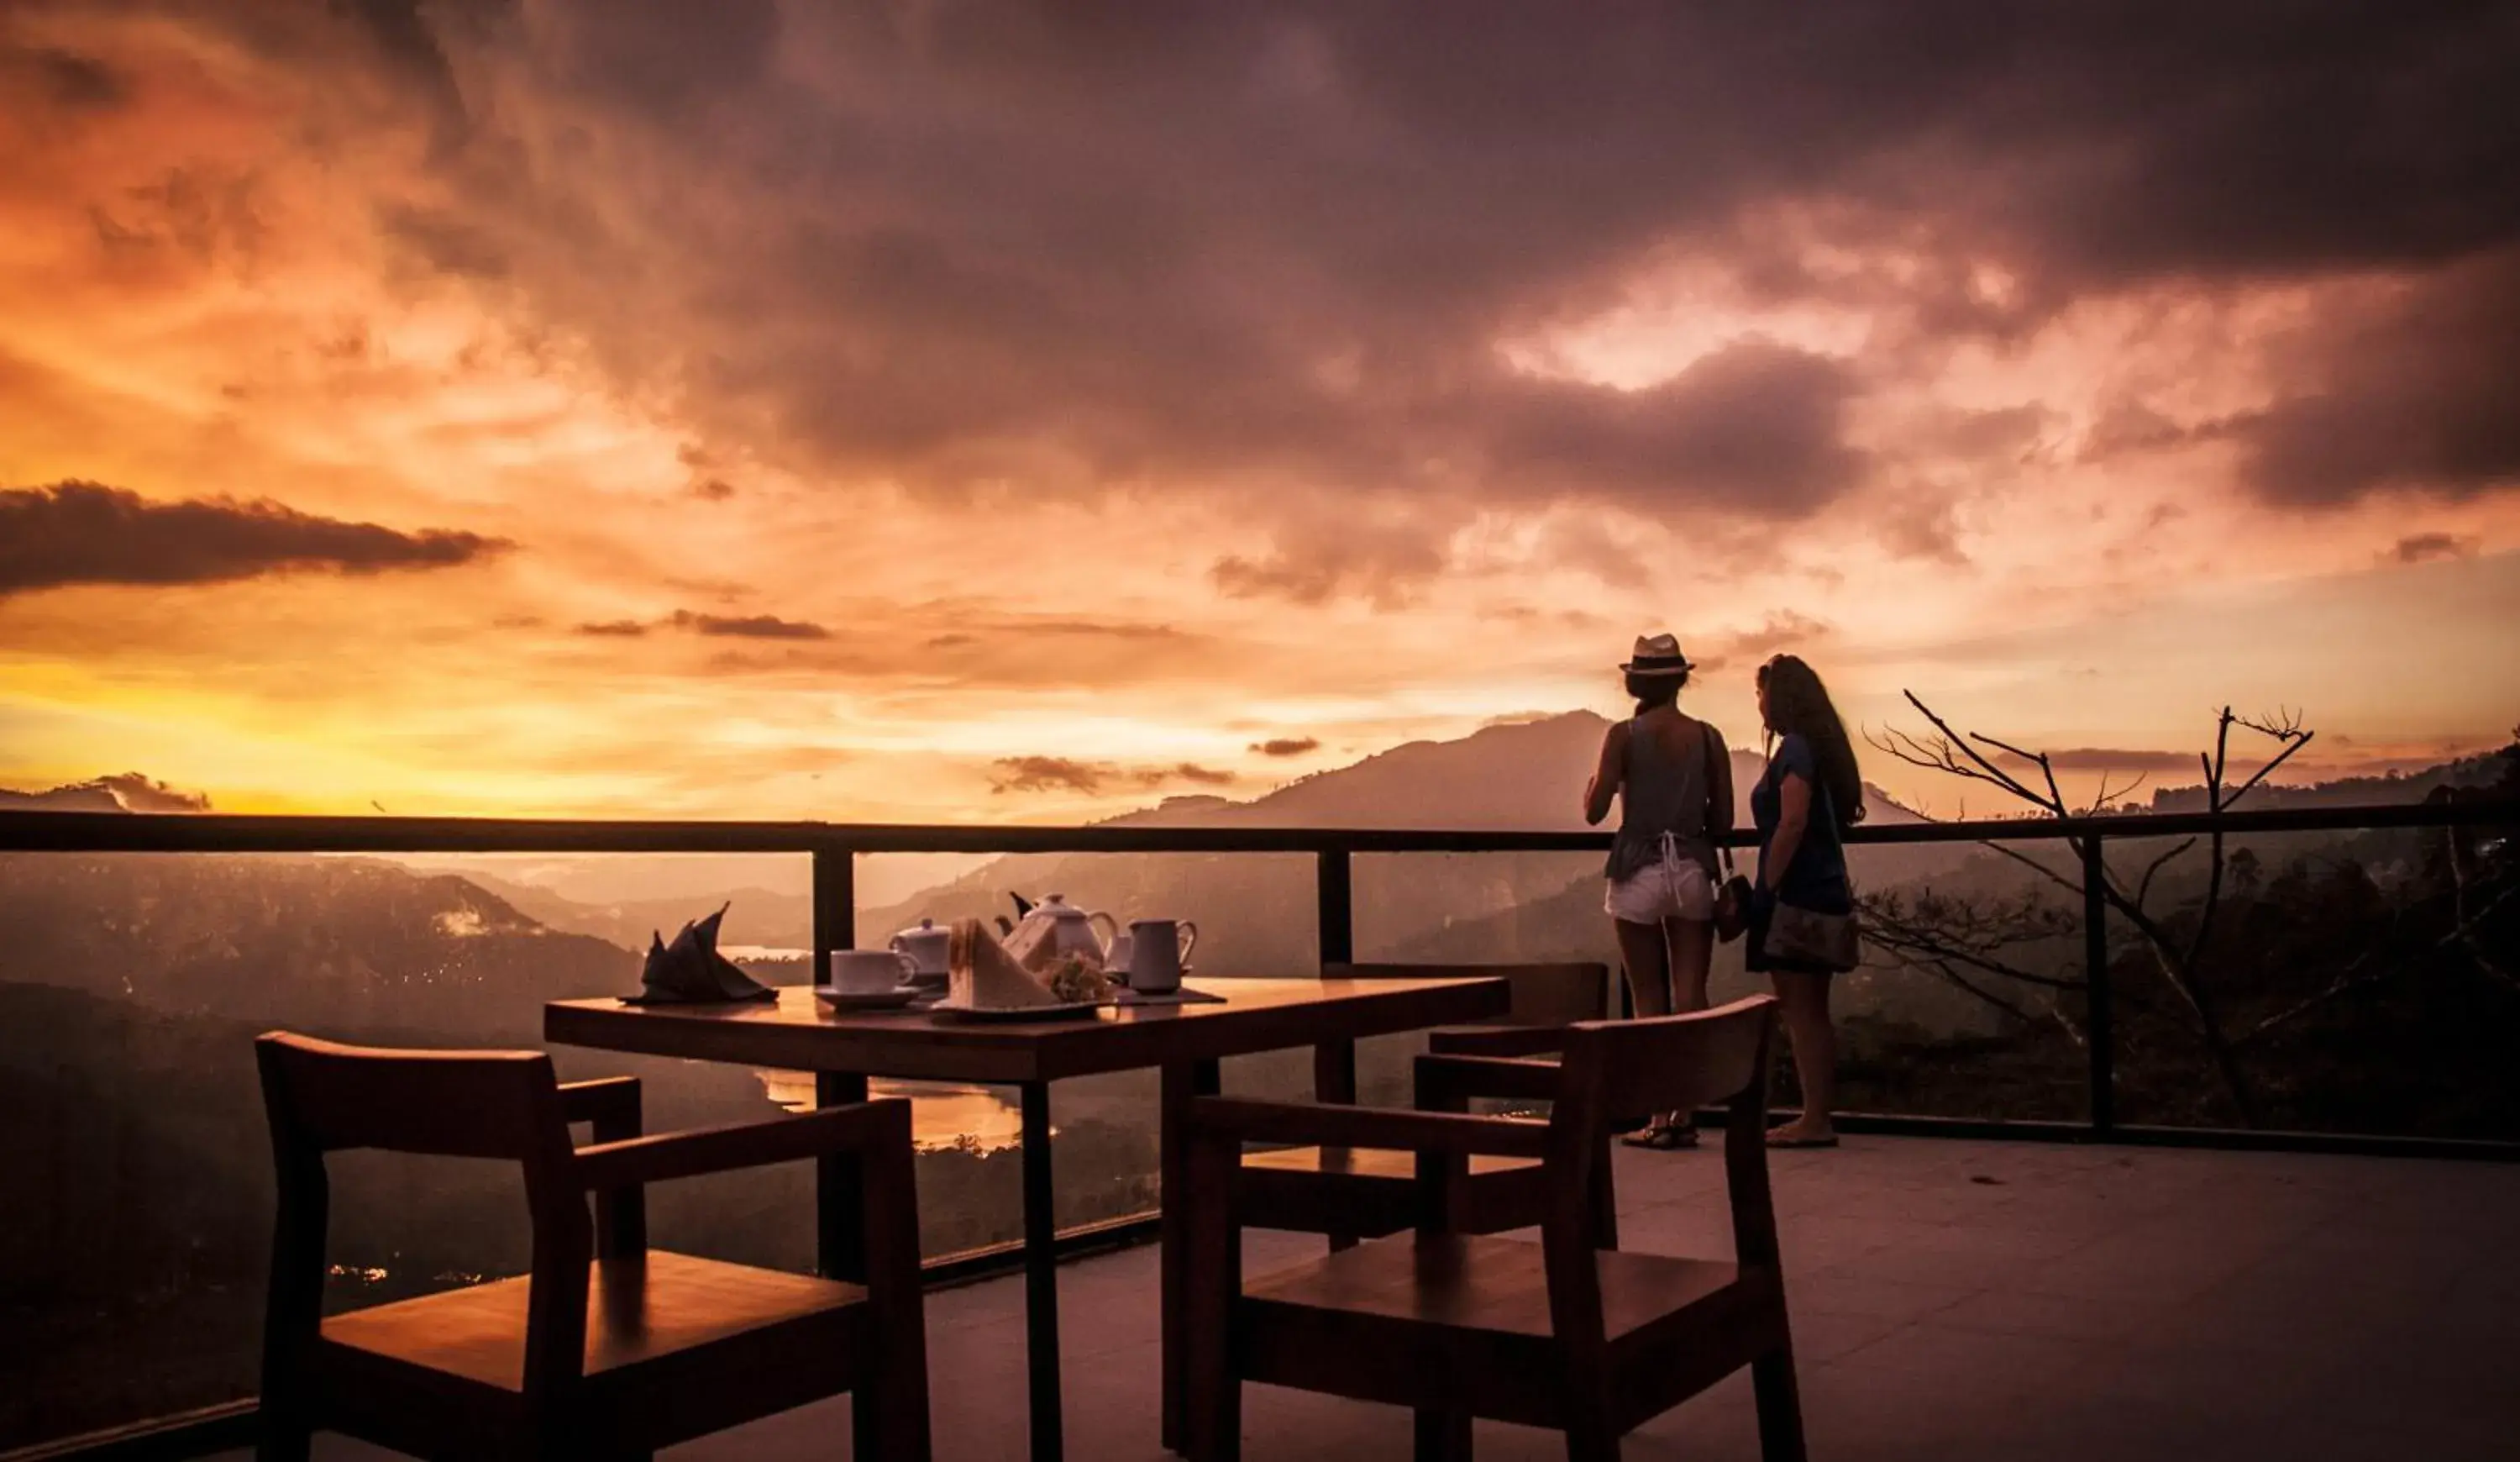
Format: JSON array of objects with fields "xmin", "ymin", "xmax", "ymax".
[
  {"xmin": 1621, "ymin": 1124, "xmax": 1698, "ymax": 1150},
  {"xmin": 1766, "ymin": 1130, "xmax": 1840, "ymax": 1149}
]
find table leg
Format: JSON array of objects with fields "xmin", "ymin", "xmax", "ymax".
[
  {"xmin": 1160, "ymin": 1057, "xmax": 1222, "ymax": 1454},
  {"xmin": 1021, "ymin": 1080, "xmax": 1063, "ymax": 1462},
  {"xmin": 815, "ymin": 1071, "xmax": 869, "ymax": 1282}
]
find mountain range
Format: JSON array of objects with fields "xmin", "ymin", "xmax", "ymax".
[
  {"xmin": 13, "ymin": 712, "xmax": 2488, "ymax": 973},
  {"xmin": 851, "ymin": 712, "xmax": 1948, "ymax": 977}
]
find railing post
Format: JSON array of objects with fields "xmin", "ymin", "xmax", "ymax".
[
  {"xmin": 2082, "ymin": 836, "xmax": 2114, "ymax": 1138},
  {"xmin": 811, "ymin": 838, "xmax": 856, "ymax": 968},
  {"xmin": 809, "ymin": 838, "xmax": 867, "ymax": 1281},
  {"xmin": 1315, "ymin": 846, "xmax": 1353, "ymax": 965}
]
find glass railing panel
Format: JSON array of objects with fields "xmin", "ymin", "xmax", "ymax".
[
  {"xmin": 1347, "ymin": 850, "xmax": 1606, "ymax": 1105},
  {"xmin": 2100, "ymin": 820, "xmax": 2520, "ymax": 1139},
  {"xmin": 1832, "ymin": 834, "xmax": 2092, "ymax": 1123},
  {"xmin": 0, "ymin": 849, "xmax": 723, "ymax": 1449}
]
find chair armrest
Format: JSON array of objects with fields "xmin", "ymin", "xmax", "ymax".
[
  {"xmin": 1191, "ymin": 1096, "xmax": 1547, "ymax": 1159},
  {"xmin": 1425, "ymin": 1024, "xmax": 1567, "ymax": 1058},
  {"xmin": 1415, "ymin": 1053, "xmax": 1562, "ymax": 1107},
  {"xmin": 576, "ymin": 1097, "xmax": 912, "ymax": 1191},
  {"xmin": 558, "ymin": 1076, "xmax": 642, "ymax": 1131}
]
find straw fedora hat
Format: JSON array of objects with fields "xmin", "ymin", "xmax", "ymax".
[{"xmin": 1620, "ymin": 632, "xmax": 1693, "ymax": 676}]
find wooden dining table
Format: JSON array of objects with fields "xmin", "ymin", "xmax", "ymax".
[{"xmin": 544, "ymin": 974, "xmax": 1508, "ymax": 1462}]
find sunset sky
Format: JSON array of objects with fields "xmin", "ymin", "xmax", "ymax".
[{"xmin": 3, "ymin": 2, "xmax": 2516, "ymax": 821}]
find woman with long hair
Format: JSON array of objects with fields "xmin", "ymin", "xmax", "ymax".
[
  {"xmin": 1751, "ymin": 654, "xmax": 1863, "ymax": 1148},
  {"xmin": 1585, "ymin": 633, "xmax": 1734, "ymax": 1149}
]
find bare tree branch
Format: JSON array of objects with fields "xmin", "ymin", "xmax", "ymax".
[
  {"xmin": 1872, "ymin": 947, "xmax": 2087, "ymax": 1047},
  {"xmin": 2134, "ymin": 838, "xmax": 2199, "ymax": 908},
  {"xmin": 1901, "ymin": 692, "xmax": 2054, "ymax": 808},
  {"xmin": 1861, "ymin": 891, "xmax": 2087, "ymax": 991},
  {"xmin": 2208, "ymin": 707, "xmax": 2314, "ymax": 809},
  {"xmin": 1873, "ymin": 690, "xmax": 2321, "ymax": 1128}
]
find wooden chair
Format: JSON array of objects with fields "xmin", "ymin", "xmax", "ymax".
[
  {"xmin": 1241, "ymin": 962, "xmax": 1610, "ymax": 1244},
  {"xmin": 1184, "ymin": 995, "xmax": 1803, "ymax": 1462},
  {"xmin": 254, "ymin": 1032, "xmax": 931, "ymax": 1461}
]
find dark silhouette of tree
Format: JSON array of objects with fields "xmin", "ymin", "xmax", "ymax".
[
  {"xmin": 1865, "ymin": 696, "xmax": 2315, "ymax": 1125},
  {"xmin": 2425, "ymin": 725, "xmax": 2519, "ymax": 991}
]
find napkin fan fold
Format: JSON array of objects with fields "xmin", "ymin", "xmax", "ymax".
[{"xmin": 626, "ymin": 903, "xmax": 778, "ymax": 1004}]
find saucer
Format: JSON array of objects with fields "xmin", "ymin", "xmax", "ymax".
[{"xmin": 814, "ymin": 985, "xmax": 924, "ymax": 1012}]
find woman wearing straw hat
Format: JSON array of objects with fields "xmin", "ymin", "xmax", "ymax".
[{"xmin": 1584, "ymin": 633, "xmax": 1735, "ymax": 1149}]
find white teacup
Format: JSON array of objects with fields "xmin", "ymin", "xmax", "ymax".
[
  {"xmin": 828, "ymin": 948, "xmax": 917, "ymax": 995},
  {"xmin": 1125, "ymin": 918, "xmax": 1197, "ymax": 993}
]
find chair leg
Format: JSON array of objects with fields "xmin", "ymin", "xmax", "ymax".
[
  {"xmin": 1588, "ymin": 1139, "xmax": 1620, "ymax": 1250},
  {"xmin": 856, "ymin": 1369, "xmax": 933, "ymax": 1462},
  {"xmin": 1751, "ymin": 1342, "xmax": 1809, "ymax": 1462},
  {"xmin": 254, "ymin": 1416, "xmax": 311, "ymax": 1462},
  {"xmin": 1415, "ymin": 1407, "xmax": 1472, "ymax": 1461},
  {"xmin": 853, "ymin": 1385, "xmax": 885, "ymax": 1460},
  {"xmin": 1561, "ymin": 1409, "xmax": 1620, "ymax": 1462},
  {"xmin": 1190, "ymin": 1375, "xmax": 1242, "ymax": 1462}
]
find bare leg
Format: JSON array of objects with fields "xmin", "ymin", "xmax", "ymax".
[
  {"xmin": 1662, "ymin": 915, "xmax": 1712, "ymax": 1013},
  {"xmin": 1613, "ymin": 918, "xmax": 1694, "ymax": 1142},
  {"xmin": 1660, "ymin": 915, "xmax": 1717, "ymax": 1138},
  {"xmin": 1614, "ymin": 917, "xmax": 1672, "ymax": 1017},
  {"xmin": 1768, "ymin": 970, "xmax": 1839, "ymax": 1142}
]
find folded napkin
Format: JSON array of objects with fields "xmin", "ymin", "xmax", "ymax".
[
  {"xmin": 945, "ymin": 917, "xmax": 1063, "ymax": 1009},
  {"xmin": 625, "ymin": 903, "xmax": 778, "ymax": 1005}
]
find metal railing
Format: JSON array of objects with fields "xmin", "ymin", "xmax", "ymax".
[
  {"xmin": 6, "ymin": 795, "xmax": 2511, "ymax": 1157},
  {"xmin": 2, "ymin": 797, "xmax": 2513, "ymax": 1461}
]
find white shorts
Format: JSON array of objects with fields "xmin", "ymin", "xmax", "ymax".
[{"xmin": 1604, "ymin": 857, "xmax": 1716, "ymax": 924}]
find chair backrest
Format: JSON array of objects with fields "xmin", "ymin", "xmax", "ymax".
[
  {"xmin": 1533, "ymin": 997, "xmax": 1783, "ymax": 1366},
  {"xmin": 1549, "ymin": 994, "xmax": 1775, "ymax": 1134},
  {"xmin": 1323, "ymin": 961, "xmax": 1610, "ymax": 1024},
  {"xmin": 256, "ymin": 1031, "xmax": 570, "ymax": 1161},
  {"xmin": 255, "ymin": 1031, "xmax": 593, "ymax": 1396}
]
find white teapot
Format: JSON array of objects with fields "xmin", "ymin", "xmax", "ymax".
[{"xmin": 1001, "ymin": 892, "xmax": 1119, "ymax": 971}]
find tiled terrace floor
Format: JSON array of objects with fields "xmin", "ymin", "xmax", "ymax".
[{"xmin": 227, "ymin": 1133, "xmax": 2520, "ymax": 1460}]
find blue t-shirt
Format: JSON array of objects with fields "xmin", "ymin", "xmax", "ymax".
[{"xmin": 1751, "ymin": 734, "xmax": 1853, "ymax": 914}]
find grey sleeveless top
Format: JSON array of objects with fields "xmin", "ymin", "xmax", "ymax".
[{"xmin": 1604, "ymin": 714, "xmax": 1719, "ymax": 882}]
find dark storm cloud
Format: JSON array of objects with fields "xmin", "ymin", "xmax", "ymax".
[
  {"xmin": 1251, "ymin": 738, "xmax": 1320, "ymax": 758},
  {"xmin": 991, "ymin": 756, "xmax": 1107, "ymax": 795},
  {"xmin": 3, "ymin": 45, "xmax": 129, "ymax": 112},
  {"xmin": 331, "ymin": 0, "xmax": 515, "ymax": 145},
  {"xmin": 310, "ymin": 0, "xmax": 2520, "ymax": 551},
  {"xmin": 2386, "ymin": 533, "xmax": 2477, "ymax": 565},
  {"xmin": 1993, "ymin": 748, "xmax": 2211, "ymax": 775},
  {"xmin": 667, "ymin": 610, "xmax": 832, "ymax": 640},
  {"xmin": 1477, "ymin": 342, "xmax": 1866, "ymax": 513},
  {"xmin": 381, "ymin": 205, "xmax": 509, "ymax": 279},
  {"xmin": 1693, "ymin": 612, "xmax": 1833, "ymax": 671},
  {"xmin": 2231, "ymin": 250, "xmax": 2520, "ymax": 504},
  {"xmin": 0, "ymin": 481, "xmax": 507, "ymax": 596},
  {"xmin": 531, "ymin": 0, "xmax": 780, "ymax": 112},
  {"xmin": 988, "ymin": 755, "xmax": 1235, "ymax": 795}
]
